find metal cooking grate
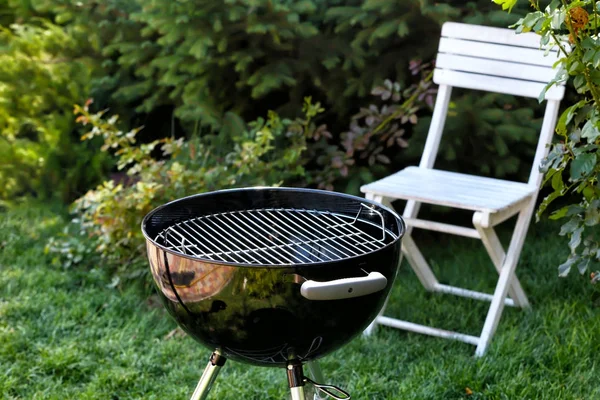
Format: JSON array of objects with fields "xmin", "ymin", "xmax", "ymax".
[{"xmin": 155, "ymin": 206, "xmax": 396, "ymax": 265}]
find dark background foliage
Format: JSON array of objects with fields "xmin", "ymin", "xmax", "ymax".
[{"xmin": 0, "ymin": 0, "xmax": 546, "ymax": 206}]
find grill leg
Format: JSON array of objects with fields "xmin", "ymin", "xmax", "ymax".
[
  {"xmin": 190, "ymin": 350, "xmax": 226, "ymax": 400},
  {"xmin": 287, "ymin": 361, "xmax": 307, "ymax": 400}
]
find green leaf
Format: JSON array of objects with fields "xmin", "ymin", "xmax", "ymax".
[
  {"xmin": 574, "ymin": 75, "xmax": 586, "ymax": 91},
  {"xmin": 569, "ymin": 226, "xmax": 583, "ymax": 252},
  {"xmin": 558, "ymin": 255, "xmax": 577, "ymax": 277},
  {"xmin": 493, "ymin": 0, "xmax": 518, "ymax": 13},
  {"xmin": 589, "ymin": 70, "xmax": 600, "ymax": 86},
  {"xmin": 575, "ymin": 105, "xmax": 595, "ymax": 126},
  {"xmin": 568, "ymin": 60, "xmax": 582, "ymax": 74},
  {"xmin": 551, "ymin": 9, "xmax": 566, "ymax": 29},
  {"xmin": 581, "ymin": 119, "xmax": 600, "ymax": 141},
  {"xmin": 55, "ymin": 12, "xmax": 73, "ymax": 24},
  {"xmin": 521, "ymin": 11, "xmax": 544, "ymax": 28},
  {"xmin": 556, "ymin": 100, "xmax": 586, "ymax": 135},
  {"xmin": 577, "ymin": 257, "xmax": 590, "ymax": 274},
  {"xmin": 542, "ymin": 167, "xmax": 559, "ymax": 186},
  {"xmin": 585, "ymin": 200, "xmax": 600, "ymax": 226},
  {"xmin": 567, "ymin": 205, "xmax": 586, "ymax": 216},
  {"xmin": 549, "ymin": 205, "xmax": 569, "ymax": 220},
  {"xmin": 397, "ymin": 22, "xmax": 409, "ymax": 37},
  {"xmin": 581, "ymin": 37, "xmax": 597, "ymax": 51},
  {"xmin": 560, "ymin": 217, "xmax": 581, "ymax": 236},
  {"xmin": 583, "ymin": 49, "xmax": 597, "ymax": 64},
  {"xmin": 593, "ymin": 52, "xmax": 600, "ymax": 69},
  {"xmin": 480, "ymin": 108, "xmax": 504, "ymax": 123},
  {"xmin": 370, "ymin": 19, "xmax": 404, "ymax": 43},
  {"xmin": 570, "ymin": 153, "xmax": 597, "ymax": 180},
  {"xmin": 552, "ymin": 169, "xmax": 564, "ymax": 191},
  {"xmin": 536, "ymin": 190, "xmax": 562, "ymax": 220},
  {"xmin": 293, "ymin": 0, "xmax": 317, "ymax": 13}
]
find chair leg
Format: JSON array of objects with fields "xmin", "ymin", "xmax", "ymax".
[
  {"xmin": 363, "ymin": 287, "xmax": 392, "ymax": 336},
  {"xmin": 475, "ymin": 207, "xmax": 534, "ymax": 357},
  {"xmin": 401, "ymin": 235, "xmax": 438, "ymax": 291},
  {"xmin": 363, "ymin": 195, "xmax": 438, "ymax": 335},
  {"xmin": 368, "ymin": 195, "xmax": 438, "ymax": 291},
  {"xmin": 473, "ymin": 212, "xmax": 530, "ymax": 309}
]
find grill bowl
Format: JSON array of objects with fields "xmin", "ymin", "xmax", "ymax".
[{"xmin": 142, "ymin": 187, "xmax": 404, "ymax": 367}]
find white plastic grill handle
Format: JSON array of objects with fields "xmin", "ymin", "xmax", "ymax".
[{"xmin": 300, "ymin": 272, "xmax": 387, "ymax": 301}]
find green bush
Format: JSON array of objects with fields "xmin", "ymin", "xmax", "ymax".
[
  {"xmin": 55, "ymin": 98, "xmax": 325, "ymax": 279},
  {"xmin": 506, "ymin": 0, "xmax": 600, "ymax": 279},
  {"xmin": 94, "ymin": 0, "xmax": 456, "ymax": 131},
  {"xmin": 0, "ymin": 18, "xmax": 110, "ymax": 203},
  {"xmin": 0, "ymin": 0, "xmax": 545, "ymax": 205}
]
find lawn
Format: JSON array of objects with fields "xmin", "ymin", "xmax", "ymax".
[{"xmin": 1, "ymin": 204, "xmax": 599, "ymax": 399}]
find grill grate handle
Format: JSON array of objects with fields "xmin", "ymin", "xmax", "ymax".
[
  {"xmin": 355, "ymin": 203, "xmax": 386, "ymax": 242},
  {"xmin": 304, "ymin": 377, "xmax": 351, "ymax": 399}
]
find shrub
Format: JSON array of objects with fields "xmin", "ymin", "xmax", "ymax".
[
  {"xmin": 60, "ymin": 98, "xmax": 324, "ymax": 279},
  {"xmin": 498, "ymin": 0, "xmax": 600, "ymax": 280},
  {"xmin": 0, "ymin": 15, "xmax": 109, "ymax": 203},
  {"xmin": 48, "ymin": 57, "xmax": 434, "ymax": 282},
  {"xmin": 330, "ymin": 59, "xmax": 437, "ymax": 193},
  {"xmin": 97, "ymin": 0, "xmax": 454, "ymax": 131},
  {"xmin": 0, "ymin": 0, "xmax": 543, "ymax": 206}
]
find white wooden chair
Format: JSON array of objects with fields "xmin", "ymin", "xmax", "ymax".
[{"xmin": 361, "ymin": 22, "xmax": 566, "ymax": 357}]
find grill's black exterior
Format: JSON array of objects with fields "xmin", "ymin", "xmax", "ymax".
[{"xmin": 142, "ymin": 187, "xmax": 404, "ymax": 367}]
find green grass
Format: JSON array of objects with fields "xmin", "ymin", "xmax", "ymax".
[{"xmin": 1, "ymin": 205, "xmax": 599, "ymax": 399}]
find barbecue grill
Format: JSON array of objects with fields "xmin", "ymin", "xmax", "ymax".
[{"xmin": 142, "ymin": 187, "xmax": 404, "ymax": 399}]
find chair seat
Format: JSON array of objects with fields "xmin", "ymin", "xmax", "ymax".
[{"xmin": 360, "ymin": 167, "xmax": 536, "ymax": 214}]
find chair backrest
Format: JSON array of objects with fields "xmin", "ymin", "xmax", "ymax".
[{"xmin": 419, "ymin": 22, "xmax": 566, "ymax": 188}]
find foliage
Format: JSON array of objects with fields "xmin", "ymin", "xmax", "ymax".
[
  {"xmin": 47, "ymin": 54, "xmax": 433, "ymax": 279},
  {"xmin": 13, "ymin": 0, "xmax": 468, "ymax": 139},
  {"xmin": 0, "ymin": 0, "xmax": 542, "ymax": 205},
  {"xmin": 493, "ymin": 0, "xmax": 518, "ymax": 13},
  {"xmin": 46, "ymin": 58, "xmax": 434, "ymax": 282},
  {"xmin": 301, "ymin": 60, "xmax": 436, "ymax": 192},
  {"xmin": 504, "ymin": 0, "xmax": 600, "ymax": 279},
  {"xmin": 0, "ymin": 17, "xmax": 109, "ymax": 203},
  {"xmin": 96, "ymin": 0, "xmax": 455, "ymax": 131},
  {"xmin": 328, "ymin": 59, "xmax": 437, "ymax": 193},
  {"xmin": 57, "ymin": 98, "xmax": 324, "ymax": 278},
  {"xmin": 343, "ymin": 61, "xmax": 435, "ymax": 166}
]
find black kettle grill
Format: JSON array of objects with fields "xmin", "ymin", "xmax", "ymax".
[{"xmin": 142, "ymin": 187, "xmax": 404, "ymax": 399}]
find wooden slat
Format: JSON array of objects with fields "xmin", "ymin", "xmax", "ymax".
[
  {"xmin": 434, "ymin": 284, "xmax": 516, "ymax": 307},
  {"xmin": 403, "ymin": 218, "xmax": 480, "ymax": 239},
  {"xmin": 376, "ymin": 316, "xmax": 481, "ymax": 345},
  {"xmin": 442, "ymin": 21, "xmax": 547, "ymax": 49},
  {"xmin": 439, "ymin": 37, "xmax": 558, "ymax": 67},
  {"xmin": 436, "ymin": 53, "xmax": 557, "ymax": 83},
  {"xmin": 360, "ymin": 167, "xmax": 536, "ymax": 213},
  {"xmin": 434, "ymin": 69, "xmax": 565, "ymax": 100}
]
